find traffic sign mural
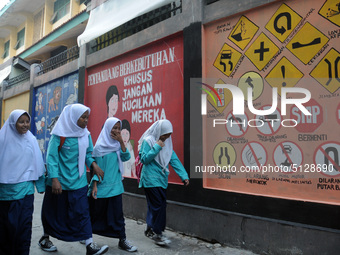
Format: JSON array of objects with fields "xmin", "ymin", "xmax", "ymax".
[
  {"xmin": 226, "ymin": 112, "xmax": 249, "ymax": 137},
  {"xmin": 310, "ymin": 48, "xmax": 340, "ymax": 93},
  {"xmin": 238, "ymin": 71, "xmax": 264, "ymax": 101},
  {"xmin": 319, "ymin": 0, "xmax": 340, "ymax": 27},
  {"xmin": 273, "ymin": 141, "xmax": 303, "ymax": 173},
  {"xmin": 314, "ymin": 142, "xmax": 340, "ymax": 176},
  {"xmin": 228, "ymin": 15, "xmax": 259, "ymax": 50},
  {"xmin": 213, "ymin": 43, "xmax": 242, "ymax": 76},
  {"xmin": 205, "ymin": 79, "xmax": 233, "ymax": 114},
  {"xmin": 241, "ymin": 142, "xmax": 267, "ymax": 171},
  {"xmin": 286, "ymin": 22, "xmax": 329, "ymax": 65},
  {"xmin": 290, "ymin": 99, "xmax": 323, "ymax": 133},
  {"xmin": 213, "ymin": 142, "xmax": 237, "ymax": 167},
  {"xmin": 245, "ymin": 32, "xmax": 279, "ymax": 70},
  {"xmin": 265, "ymin": 57, "xmax": 304, "ymax": 95},
  {"xmin": 255, "ymin": 106, "xmax": 282, "ymax": 135},
  {"xmin": 265, "ymin": 3, "xmax": 302, "ymax": 42}
]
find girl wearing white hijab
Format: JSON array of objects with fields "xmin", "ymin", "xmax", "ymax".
[
  {"xmin": 88, "ymin": 117, "xmax": 137, "ymax": 252},
  {"xmin": 138, "ymin": 119, "xmax": 189, "ymax": 246},
  {"xmin": 39, "ymin": 103, "xmax": 108, "ymax": 255},
  {"xmin": 0, "ymin": 110, "xmax": 45, "ymax": 255}
]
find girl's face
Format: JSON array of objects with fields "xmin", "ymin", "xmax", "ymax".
[
  {"xmin": 108, "ymin": 94, "xmax": 118, "ymax": 117},
  {"xmin": 16, "ymin": 114, "xmax": 30, "ymax": 135},
  {"xmin": 121, "ymin": 128, "xmax": 130, "ymax": 145},
  {"xmin": 77, "ymin": 111, "xmax": 89, "ymax": 129},
  {"xmin": 111, "ymin": 122, "xmax": 121, "ymax": 138},
  {"xmin": 159, "ymin": 133, "xmax": 172, "ymax": 142}
]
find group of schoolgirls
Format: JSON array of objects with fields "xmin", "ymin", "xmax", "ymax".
[{"xmin": 0, "ymin": 103, "xmax": 189, "ymax": 255}]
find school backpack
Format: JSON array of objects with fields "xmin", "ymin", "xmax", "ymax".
[{"xmin": 135, "ymin": 154, "xmax": 143, "ymax": 183}]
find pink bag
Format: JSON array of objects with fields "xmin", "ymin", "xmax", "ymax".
[{"xmin": 135, "ymin": 154, "xmax": 143, "ymax": 183}]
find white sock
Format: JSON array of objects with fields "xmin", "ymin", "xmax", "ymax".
[{"xmin": 85, "ymin": 237, "xmax": 93, "ymax": 246}]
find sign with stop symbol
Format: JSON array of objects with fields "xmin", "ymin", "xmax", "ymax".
[{"xmin": 290, "ymin": 99, "xmax": 323, "ymax": 133}]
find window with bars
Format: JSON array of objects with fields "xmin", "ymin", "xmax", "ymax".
[
  {"xmin": 2, "ymin": 40, "xmax": 9, "ymax": 58},
  {"xmin": 91, "ymin": 1, "xmax": 182, "ymax": 53},
  {"xmin": 52, "ymin": 0, "xmax": 70, "ymax": 24},
  {"xmin": 15, "ymin": 28, "xmax": 25, "ymax": 50}
]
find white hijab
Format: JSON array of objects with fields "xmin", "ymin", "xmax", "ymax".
[
  {"xmin": 93, "ymin": 117, "xmax": 124, "ymax": 179},
  {"xmin": 0, "ymin": 110, "xmax": 45, "ymax": 184},
  {"xmin": 51, "ymin": 103, "xmax": 90, "ymax": 177},
  {"xmin": 138, "ymin": 119, "xmax": 173, "ymax": 170}
]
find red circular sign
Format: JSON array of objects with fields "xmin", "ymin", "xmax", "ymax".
[{"xmin": 290, "ymin": 98, "xmax": 323, "ymax": 133}]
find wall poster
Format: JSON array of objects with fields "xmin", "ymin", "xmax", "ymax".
[
  {"xmin": 85, "ymin": 34, "xmax": 184, "ymax": 183},
  {"xmin": 202, "ymin": 0, "xmax": 340, "ymax": 205},
  {"xmin": 32, "ymin": 72, "xmax": 79, "ymax": 160}
]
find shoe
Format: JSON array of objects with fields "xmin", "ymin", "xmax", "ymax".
[
  {"xmin": 79, "ymin": 240, "xmax": 86, "ymax": 244},
  {"xmin": 144, "ymin": 227, "xmax": 155, "ymax": 239},
  {"xmin": 152, "ymin": 234, "xmax": 171, "ymax": 246},
  {"xmin": 118, "ymin": 239, "xmax": 138, "ymax": 252},
  {"xmin": 86, "ymin": 242, "xmax": 109, "ymax": 255},
  {"xmin": 38, "ymin": 236, "xmax": 57, "ymax": 252}
]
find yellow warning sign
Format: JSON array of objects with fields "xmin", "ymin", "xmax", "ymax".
[
  {"xmin": 265, "ymin": 3, "xmax": 302, "ymax": 43},
  {"xmin": 310, "ymin": 48, "xmax": 340, "ymax": 93},
  {"xmin": 213, "ymin": 142, "xmax": 236, "ymax": 167},
  {"xmin": 213, "ymin": 43, "xmax": 242, "ymax": 77},
  {"xmin": 238, "ymin": 72, "xmax": 263, "ymax": 101},
  {"xmin": 319, "ymin": 0, "xmax": 340, "ymax": 27},
  {"xmin": 286, "ymin": 22, "xmax": 329, "ymax": 65},
  {"xmin": 228, "ymin": 15, "xmax": 259, "ymax": 50},
  {"xmin": 206, "ymin": 79, "xmax": 233, "ymax": 113},
  {"xmin": 245, "ymin": 33, "xmax": 279, "ymax": 71},
  {"xmin": 265, "ymin": 57, "xmax": 304, "ymax": 96}
]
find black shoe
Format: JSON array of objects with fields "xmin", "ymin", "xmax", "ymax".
[
  {"xmin": 38, "ymin": 236, "xmax": 57, "ymax": 252},
  {"xmin": 119, "ymin": 239, "xmax": 138, "ymax": 252},
  {"xmin": 86, "ymin": 242, "xmax": 109, "ymax": 255},
  {"xmin": 144, "ymin": 227, "xmax": 155, "ymax": 239},
  {"xmin": 152, "ymin": 234, "xmax": 171, "ymax": 246}
]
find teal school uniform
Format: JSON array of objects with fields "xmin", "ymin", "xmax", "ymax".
[{"xmin": 88, "ymin": 149, "xmax": 131, "ymax": 239}]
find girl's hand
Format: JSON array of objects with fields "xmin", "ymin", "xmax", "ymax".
[
  {"xmin": 156, "ymin": 140, "xmax": 165, "ymax": 147},
  {"xmin": 52, "ymin": 178, "xmax": 62, "ymax": 194},
  {"xmin": 92, "ymin": 162, "xmax": 104, "ymax": 181},
  {"xmin": 111, "ymin": 130, "xmax": 126, "ymax": 151},
  {"xmin": 183, "ymin": 179, "xmax": 189, "ymax": 186},
  {"xmin": 91, "ymin": 181, "xmax": 98, "ymax": 199}
]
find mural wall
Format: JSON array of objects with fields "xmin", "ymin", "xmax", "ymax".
[
  {"xmin": 85, "ymin": 34, "xmax": 184, "ymax": 183},
  {"xmin": 202, "ymin": 0, "xmax": 340, "ymax": 205},
  {"xmin": 32, "ymin": 72, "xmax": 79, "ymax": 160}
]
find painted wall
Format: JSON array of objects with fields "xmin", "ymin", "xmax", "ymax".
[
  {"xmin": 32, "ymin": 72, "xmax": 79, "ymax": 160},
  {"xmin": 85, "ymin": 34, "xmax": 184, "ymax": 183},
  {"xmin": 1, "ymin": 92, "xmax": 30, "ymax": 127},
  {"xmin": 202, "ymin": 0, "xmax": 340, "ymax": 205}
]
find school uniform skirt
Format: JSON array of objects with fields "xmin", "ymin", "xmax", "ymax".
[
  {"xmin": 144, "ymin": 187, "xmax": 167, "ymax": 235},
  {"xmin": 89, "ymin": 194, "xmax": 126, "ymax": 239},
  {"xmin": 0, "ymin": 194, "xmax": 34, "ymax": 255},
  {"xmin": 41, "ymin": 185, "xmax": 92, "ymax": 241}
]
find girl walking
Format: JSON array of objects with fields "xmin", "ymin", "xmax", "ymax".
[
  {"xmin": 138, "ymin": 119, "xmax": 189, "ymax": 246},
  {"xmin": 88, "ymin": 117, "xmax": 137, "ymax": 252}
]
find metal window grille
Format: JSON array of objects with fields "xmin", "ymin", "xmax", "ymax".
[
  {"xmin": 37, "ymin": 45, "xmax": 79, "ymax": 75},
  {"xmin": 90, "ymin": 0, "xmax": 182, "ymax": 53},
  {"xmin": 5, "ymin": 70, "xmax": 30, "ymax": 89}
]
